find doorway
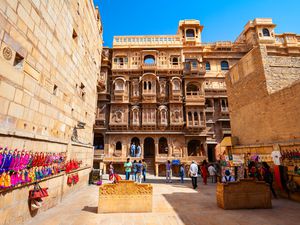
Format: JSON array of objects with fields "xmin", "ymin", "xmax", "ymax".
[{"xmin": 144, "ymin": 137, "xmax": 155, "ymax": 157}]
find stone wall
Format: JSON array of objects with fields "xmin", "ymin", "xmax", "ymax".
[
  {"xmin": 0, "ymin": 0, "xmax": 102, "ymax": 224},
  {"xmin": 226, "ymin": 46, "xmax": 300, "ymax": 145}
]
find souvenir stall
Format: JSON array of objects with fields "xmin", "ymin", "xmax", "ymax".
[
  {"xmin": 220, "ymin": 137, "xmax": 244, "ymax": 181},
  {"xmin": 280, "ymin": 144, "xmax": 300, "ymax": 202},
  {"xmin": 0, "ymin": 146, "xmax": 82, "ymax": 210},
  {"xmin": 220, "ymin": 154, "xmax": 245, "ymax": 181}
]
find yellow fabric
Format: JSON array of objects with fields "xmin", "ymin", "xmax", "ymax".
[
  {"xmin": 0, "ymin": 173, "xmax": 4, "ymax": 187},
  {"xmin": 29, "ymin": 170, "xmax": 35, "ymax": 182},
  {"xmin": 4, "ymin": 174, "xmax": 11, "ymax": 187},
  {"xmin": 221, "ymin": 137, "xmax": 232, "ymax": 147}
]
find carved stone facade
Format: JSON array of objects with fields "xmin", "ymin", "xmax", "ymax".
[{"xmin": 94, "ymin": 18, "xmax": 295, "ymax": 175}]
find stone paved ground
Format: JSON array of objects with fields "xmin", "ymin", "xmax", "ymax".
[{"xmin": 23, "ymin": 175, "xmax": 300, "ymax": 225}]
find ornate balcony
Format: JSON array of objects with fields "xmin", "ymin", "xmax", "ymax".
[
  {"xmin": 185, "ymin": 91, "xmax": 205, "ymax": 105},
  {"xmin": 186, "ymin": 120, "xmax": 205, "ymax": 129},
  {"xmin": 141, "ymin": 63, "xmax": 157, "ymax": 70},
  {"xmin": 183, "ymin": 62, "xmax": 206, "ymax": 75},
  {"xmin": 113, "ymin": 35, "xmax": 181, "ymax": 48}
]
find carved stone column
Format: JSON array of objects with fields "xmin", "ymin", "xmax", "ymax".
[{"xmin": 155, "ymin": 163, "xmax": 159, "ymax": 177}]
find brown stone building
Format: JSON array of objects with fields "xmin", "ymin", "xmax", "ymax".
[
  {"xmin": 225, "ymin": 18, "xmax": 300, "ymax": 157},
  {"xmin": 0, "ymin": 0, "xmax": 102, "ymax": 224},
  {"xmin": 94, "ymin": 20, "xmax": 252, "ymax": 175}
]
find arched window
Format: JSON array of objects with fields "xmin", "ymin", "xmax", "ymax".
[
  {"xmin": 148, "ymin": 81, "xmax": 152, "ymax": 90},
  {"xmin": 115, "ymin": 80, "xmax": 124, "ymax": 90},
  {"xmin": 144, "ymin": 55, "xmax": 155, "ymax": 64},
  {"xmin": 262, "ymin": 28, "xmax": 270, "ymax": 37},
  {"xmin": 172, "ymin": 57, "xmax": 179, "ymax": 65},
  {"xmin": 194, "ymin": 112, "xmax": 198, "ymax": 121},
  {"xmin": 221, "ymin": 61, "xmax": 229, "ymax": 70},
  {"xmin": 205, "ymin": 62, "xmax": 211, "ymax": 71},
  {"xmin": 144, "ymin": 81, "xmax": 147, "ymax": 90},
  {"xmin": 173, "ymin": 80, "xmax": 180, "ymax": 91},
  {"xmin": 188, "ymin": 112, "xmax": 192, "ymax": 121},
  {"xmin": 186, "ymin": 29, "xmax": 195, "ymax": 37},
  {"xmin": 116, "ymin": 141, "xmax": 122, "ymax": 150},
  {"xmin": 159, "ymin": 137, "xmax": 168, "ymax": 154},
  {"xmin": 187, "ymin": 83, "xmax": 200, "ymax": 92}
]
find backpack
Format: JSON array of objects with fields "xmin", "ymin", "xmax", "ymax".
[{"xmin": 225, "ymin": 176, "xmax": 231, "ymax": 182}]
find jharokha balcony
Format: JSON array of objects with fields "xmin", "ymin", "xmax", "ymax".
[{"xmin": 185, "ymin": 91, "xmax": 205, "ymax": 105}]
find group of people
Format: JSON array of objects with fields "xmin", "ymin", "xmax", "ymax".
[
  {"xmin": 108, "ymin": 158, "xmax": 147, "ymax": 184},
  {"xmin": 165, "ymin": 160, "xmax": 235, "ymax": 190},
  {"xmin": 130, "ymin": 143, "xmax": 142, "ymax": 157}
]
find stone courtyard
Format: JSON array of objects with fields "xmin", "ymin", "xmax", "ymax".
[{"xmin": 23, "ymin": 175, "xmax": 300, "ymax": 225}]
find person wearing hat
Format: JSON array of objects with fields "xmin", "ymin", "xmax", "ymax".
[
  {"xmin": 189, "ymin": 160, "xmax": 198, "ymax": 189},
  {"xmin": 222, "ymin": 170, "xmax": 235, "ymax": 183}
]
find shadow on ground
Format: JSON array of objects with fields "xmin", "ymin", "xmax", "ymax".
[{"xmin": 82, "ymin": 206, "xmax": 98, "ymax": 214}]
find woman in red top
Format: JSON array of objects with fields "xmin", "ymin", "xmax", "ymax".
[{"xmin": 201, "ymin": 160, "xmax": 208, "ymax": 185}]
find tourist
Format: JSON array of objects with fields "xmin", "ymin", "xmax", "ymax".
[
  {"xmin": 142, "ymin": 159, "xmax": 147, "ymax": 182},
  {"xmin": 130, "ymin": 142, "xmax": 136, "ymax": 157},
  {"xmin": 124, "ymin": 158, "xmax": 132, "ymax": 180},
  {"xmin": 189, "ymin": 160, "xmax": 198, "ymax": 189},
  {"xmin": 136, "ymin": 160, "xmax": 143, "ymax": 183},
  {"xmin": 166, "ymin": 160, "xmax": 172, "ymax": 183},
  {"xmin": 222, "ymin": 170, "xmax": 235, "ymax": 183},
  {"xmin": 136, "ymin": 144, "xmax": 141, "ymax": 157},
  {"xmin": 132, "ymin": 160, "xmax": 137, "ymax": 181},
  {"xmin": 179, "ymin": 164, "xmax": 185, "ymax": 183},
  {"xmin": 262, "ymin": 162, "xmax": 277, "ymax": 198},
  {"xmin": 208, "ymin": 164, "xmax": 217, "ymax": 183},
  {"xmin": 108, "ymin": 161, "xmax": 114, "ymax": 182},
  {"xmin": 200, "ymin": 160, "xmax": 208, "ymax": 185}
]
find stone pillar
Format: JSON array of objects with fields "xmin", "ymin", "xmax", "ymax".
[
  {"xmin": 103, "ymin": 162, "xmax": 107, "ymax": 175},
  {"xmin": 168, "ymin": 143, "xmax": 172, "ymax": 157},
  {"xmin": 155, "ymin": 163, "xmax": 159, "ymax": 177},
  {"xmin": 155, "ymin": 143, "xmax": 159, "ymax": 157}
]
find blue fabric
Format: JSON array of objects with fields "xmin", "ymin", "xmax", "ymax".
[{"xmin": 172, "ymin": 160, "xmax": 180, "ymax": 166}]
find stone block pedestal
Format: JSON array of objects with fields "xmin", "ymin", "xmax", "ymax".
[{"xmin": 98, "ymin": 180, "xmax": 153, "ymax": 213}]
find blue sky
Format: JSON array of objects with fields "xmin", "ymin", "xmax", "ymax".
[{"xmin": 94, "ymin": 0, "xmax": 300, "ymax": 47}]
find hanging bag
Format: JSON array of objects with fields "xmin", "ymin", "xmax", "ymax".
[{"xmin": 29, "ymin": 182, "xmax": 49, "ymax": 199}]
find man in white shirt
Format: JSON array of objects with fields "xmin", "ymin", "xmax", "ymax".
[
  {"xmin": 271, "ymin": 151, "xmax": 281, "ymax": 165},
  {"xmin": 222, "ymin": 170, "xmax": 235, "ymax": 183},
  {"xmin": 189, "ymin": 160, "xmax": 198, "ymax": 189},
  {"xmin": 208, "ymin": 164, "xmax": 217, "ymax": 183}
]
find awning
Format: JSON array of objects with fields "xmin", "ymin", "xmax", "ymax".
[{"xmin": 220, "ymin": 137, "xmax": 232, "ymax": 147}]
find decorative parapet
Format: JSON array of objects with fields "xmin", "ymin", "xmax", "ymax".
[
  {"xmin": 113, "ymin": 35, "xmax": 182, "ymax": 47},
  {"xmin": 98, "ymin": 180, "xmax": 153, "ymax": 213}
]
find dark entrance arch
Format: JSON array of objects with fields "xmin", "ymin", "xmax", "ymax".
[
  {"xmin": 188, "ymin": 140, "xmax": 201, "ymax": 156},
  {"xmin": 144, "ymin": 137, "xmax": 155, "ymax": 157},
  {"xmin": 93, "ymin": 133, "xmax": 104, "ymax": 150},
  {"xmin": 159, "ymin": 137, "xmax": 168, "ymax": 154},
  {"xmin": 131, "ymin": 137, "xmax": 140, "ymax": 145}
]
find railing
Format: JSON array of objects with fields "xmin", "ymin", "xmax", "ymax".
[
  {"xmin": 205, "ymin": 107, "xmax": 214, "ymax": 112},
  {"xmin": 113, "ymin": 35, "xmax": 182, "ymax": 47},
  {"xmin": 142, "ymin": 121, "xmax": 156, "ymax": 125},
  {"xmin": 187, "ymin": 121, "xmax": 205, "ymax": 127},
  {"xmin": 112, "ymin": 64, "xmax": 129, "ymax": 69},
  {"xmin": 206, "ymin": 117, "xmax": 214, "ymax": 123},
  {"xmin": 186, "ymin": 37, "xmax": 196, "ymax": 41},
  {"xmin": 159, "ymin": 120, "xmax": 168, "ymax": 126},
  {"xmin": 186, "ymin": 91, "xmax": 204, "ymax": 99},
  {"xmin": 142, "ymin": 63, "xmax": 157, "ymax": 70},
  {"xmin": 221, "ymin": 107, "xmax": 229, "ymax": 112},
  {"xmin": 114, "ymin": 89, "xmax": 125, "ymax": 95},
  {"xmin": 132, "ymin": 121, "xmax": 140, "ymax": 126}
]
